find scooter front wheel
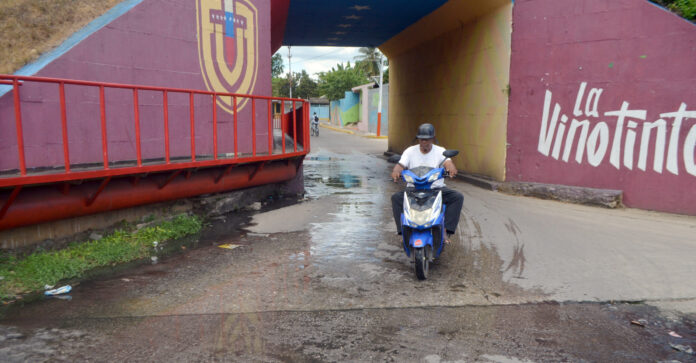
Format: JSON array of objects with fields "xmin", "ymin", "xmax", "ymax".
[{"xmin": 414, "ymin": 247, "xmax": 428, "ymax": 280}]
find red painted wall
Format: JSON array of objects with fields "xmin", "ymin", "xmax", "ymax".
[
  {"xmin": 507, "ymin": 0, "xmax": 696, "ymax": 214},
  {"xmin": 0, "ymin": 0, "xmax": 271, "ymax": 172}
]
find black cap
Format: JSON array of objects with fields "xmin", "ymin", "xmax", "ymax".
[{"xmin": 416, "ymin": 123, "xmax": 435, "ymax": 139}]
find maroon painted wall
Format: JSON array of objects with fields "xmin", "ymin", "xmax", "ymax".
[
  {"xmin": 0, "ymin": 0, "xmax": 271, "ymax": 172},
  {"xmin": 507, "ymin": 0, "xmax": 696, "ymax": 214}
]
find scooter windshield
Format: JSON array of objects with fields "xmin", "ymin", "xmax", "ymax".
[
  {"xmin": 408, "ymin": 191, "xmax": 439, "ymax": 211},
  {"xmin": 409, "ymin": 166, "xmax": 434, "ymax": 178}
]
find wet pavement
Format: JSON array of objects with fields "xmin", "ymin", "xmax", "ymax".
[{"xmin": 1, "ymin": 128, "xmax": 695, "ymax": 362}]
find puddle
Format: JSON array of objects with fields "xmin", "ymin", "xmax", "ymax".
[
  {"xmin": 306, "ymin": 156, "xmax": 339, "ymax": 161},
  {"xmin": 305, "ymin": 174, "xmax": 362, "ymax": 189},
  {"xmin": 300, "ymin": 152, "xmax": 392, "ymax": 269}
]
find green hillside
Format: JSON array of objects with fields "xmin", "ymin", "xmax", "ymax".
[{"xmin": 651, "ymin": 0, "xmax": 696, "ymax": 21}]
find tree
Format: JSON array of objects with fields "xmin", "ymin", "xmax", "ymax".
[
  {"xmin": 294, "ymin": 70, "xmax": 318, "ymax": 99},
  {"xmin": 272, "ymin": 70, "xmax": 319, "ymax": 99},
  {"xmin": 271, "ymin": 52, "xmax": 284, "ymax": 78},
  {"xmin": 354, "ymin": 47, "xmax": 383, "ymax": 78},
  {"xmin": 317, "ymin": 62, "xmax": 369, "ymax": 101}
]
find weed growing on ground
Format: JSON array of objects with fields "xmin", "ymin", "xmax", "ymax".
[{"xmin": 0, "ymin": 214, "xmax": 202, "ymax": 300}]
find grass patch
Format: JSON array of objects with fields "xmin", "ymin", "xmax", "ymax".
[{"xmin": 0, "ymin": 214, "xmax": 202, "ymax": 300}]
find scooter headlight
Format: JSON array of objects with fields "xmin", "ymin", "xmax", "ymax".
[{"xmin": 408, "ymin": 208, "xmax": 437, "ymax": 226}]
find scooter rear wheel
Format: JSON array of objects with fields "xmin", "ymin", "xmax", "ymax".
[{"xmin": 414, "ymin": 247, "xmax": 428, "ymax": 280}]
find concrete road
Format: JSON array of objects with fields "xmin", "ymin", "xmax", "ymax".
[{"xmin": 0, "ymin": 127, "xmax": 694, "ymax": 362}]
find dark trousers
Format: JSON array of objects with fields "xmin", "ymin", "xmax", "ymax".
[{"xmin": 391, "ymin": 187, "xmax": 463, "ymax": 235}]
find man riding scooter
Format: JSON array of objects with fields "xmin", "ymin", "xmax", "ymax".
[{"xmin": 391, "ymin": 123, "xmax": 463, "ymax": 244}]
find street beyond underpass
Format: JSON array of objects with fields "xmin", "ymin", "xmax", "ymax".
[{"xmin": 1, "ymin": 127, "xmax": 695, "ymax": 362}]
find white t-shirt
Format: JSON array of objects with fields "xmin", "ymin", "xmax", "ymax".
[{"xmin": 398, "ymin": 144, "xmax": 448, "ymax": 188}]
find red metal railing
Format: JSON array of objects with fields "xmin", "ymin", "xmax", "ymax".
[{"xmin": 0, "ymin": 75, "xmax": 310, "ymax": 189}]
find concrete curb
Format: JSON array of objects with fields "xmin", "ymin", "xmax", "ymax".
[
  {"xmin": 496, "ymin": 182, "xmax": 623, "ymax": 209},
  {"xmin": 320, "ymin": 123, "xmax": 387, "ymax": 139},
  {"xmin": 383, "ymin": 151, "xmax": 623, "ymax": 209},
  {"xmin": 319, "ymin": 123, "xmax": 354, "ymax": 135}
]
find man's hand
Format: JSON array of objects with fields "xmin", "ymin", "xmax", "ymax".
[
  {"xmin": 391, "ymin": 163, "xmax": 404, "ymax": 182},
  {"xmin": 443, "ymin": 159, "xmax": 458, "ymax": 178}
]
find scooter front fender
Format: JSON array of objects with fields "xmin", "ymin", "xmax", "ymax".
[{"xmin": 409, "ymin": 230, "xmax": 433, "ymax": 249}]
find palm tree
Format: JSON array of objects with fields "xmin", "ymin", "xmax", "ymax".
[{"xmin": 354, "ymin": 47, "xmax": 383, "ymax": 78}]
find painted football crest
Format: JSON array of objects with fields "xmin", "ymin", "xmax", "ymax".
[{"xmin": 196, "ymin": 0, "xmax": 258, "ymax": 114}]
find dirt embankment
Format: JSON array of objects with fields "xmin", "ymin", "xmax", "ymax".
[{"xmin": 0, "ymin": 0, "xmax": 122, "ymax": 74}]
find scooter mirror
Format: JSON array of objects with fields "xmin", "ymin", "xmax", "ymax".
[
  {"xmin": 443, "ymin": 150, "xmax": 459, "ymax": 158},
  {"xmin": 387, "ymin": 154, "xmax": 401, "ymax": 163}
]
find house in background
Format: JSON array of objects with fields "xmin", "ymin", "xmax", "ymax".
[
  {"xmin": 309, "ymin": 97, "xmax": 330, "ymax": 121},
  {"xmin": 329, "ymin": 91, "xmax": 360, "ymax": 127},
  {"xmin": 329, "ymin": 82, "xmax": 389, "ymax": 135}
]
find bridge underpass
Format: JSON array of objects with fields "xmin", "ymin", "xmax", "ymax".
[
  {"xmin": 277, "ymin": 0, "xmax": 696, "ymax": 215},
  {"xmin": 278, "ymin": 0, "xmax": 513, "ymax": 181}
]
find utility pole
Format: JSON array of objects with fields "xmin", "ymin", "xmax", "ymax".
[
  {"xmin": 377, "ymin": 57, "xmax": 384, "ymax": 137},
  {"xmin": 288, "ymin": 46, "xmax": 292, "ymax": 99}
]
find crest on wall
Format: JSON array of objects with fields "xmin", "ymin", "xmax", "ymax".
[{"xmin": 196, "ymin": 0, "xmax": 258, "ymax": 113}]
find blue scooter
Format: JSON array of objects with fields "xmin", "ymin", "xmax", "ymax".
[{"xmin": 391, "ymin": 150, "xmax": 459, "ymax": 280}]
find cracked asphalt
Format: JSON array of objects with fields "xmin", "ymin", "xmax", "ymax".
[{"xmin": 0, "ymin": 127, "xmax": 695, "ymax": 362}]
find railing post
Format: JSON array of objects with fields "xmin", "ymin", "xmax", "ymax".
[
  {"xmin": 292, "ymin": 100, "xmax": 297, "ymax": 152},
  {"xmin": 12, "ymin": 78, "xmax": 27, "ymax": 176},
  {"xmin": 190, "ymin": 92, "xmax": 196, "ymax": 162},
  {"xmin": 305, "ymin": 101, "xmax": 310, "ymax": 151},
  {"xmin": 251, "ymin": 98, "xmax": 256, "ymax": 157},
  {"xmin": 281, "ymin": 100, "xmax": 286, "ymax": 154},
  {"xmin": 163, "ymin": 90, "xmax": 170, "ymax": 164},
  {"xmin": 99, "ymin": 85, "xmax": 109, "ymax": 169},
  {"xmin": 59, "ymin": 82, "xmax": 70, "ymax": 173},
  {"xmin": 233, "ymin": 96, "xmax": 238, "ymax": 159},
  {"xmin": 133, "ymin": 89, "xmax": 142, "ymax": 167},
  {"xmin": 213, "ymin": 94, "xmax": 218, "ymax": 160},
  {"xmin": 267, "ymin": 99, "xmax": 273, "ymax": 156}
]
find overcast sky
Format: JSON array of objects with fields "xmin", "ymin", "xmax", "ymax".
[{"xmin": 274, "ymin": 46, "xmax": 364, "ymax": 79}]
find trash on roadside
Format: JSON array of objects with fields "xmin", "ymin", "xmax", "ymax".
[
  {"xmin": 44, "ymin": 285, "xmax": 72, "ymax": 296},
  {"xmin": 630, "ymin": 319, "xmax": 648, "ymax": 327},
  {"xmin": 669, "ymin": 343, "xmax": 694, "ymax": 355},
  {"xmin": 151, "ymin": 256, "xmax": 159, "ymax": 264},
  {"xmin": 669, "ymin": 331, "xmax": 683, "ymax": 338},
  {"xmin": 44, "ymin": 284, "xmax": 54, "ymax": 290},
  {"xmin": 121, "ymin": 278, "xmax": 132, "ymax": 282},
  {"xmin": 218, "ymin": 244, "xmax": 241, "ymax": 250}
]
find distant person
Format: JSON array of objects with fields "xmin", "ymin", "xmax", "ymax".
[{"xmin": 311, "ymin": 112, "xmax": 320, "ymax": 136}]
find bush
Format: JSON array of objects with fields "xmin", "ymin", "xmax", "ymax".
[{"xmin": 652, "ymin": 0, "xmax": 696, "ymax": 20}]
